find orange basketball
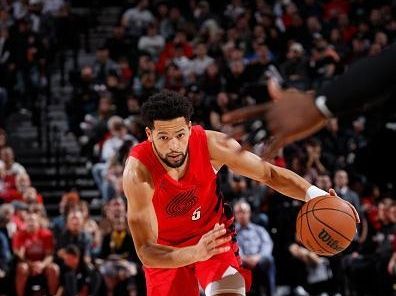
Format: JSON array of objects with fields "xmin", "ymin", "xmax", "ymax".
[{"xmin": 296, "ymin": 195, "xmax": 358, "ymax": 256}]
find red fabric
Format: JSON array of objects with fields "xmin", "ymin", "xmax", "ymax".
[
  {"xmin": 3, "ymin": 174, "xmax": 16, "ymax": 190},
  {"xmin": 341, "ymin": 26, "xmax": 357, "ymax": 43},
  {"xmin": 12, "ymin": 228, "xmax": 54, "ymax": 261},
  {"xmin": 324, "ymin": 0, "xmax": 349, "ymax": 20},
  {"xmin": 0, "ymin": 188, "xmax": 21, "ymax": 203},
  {"xmin": 144, "ymin": 248, "xmax": 251, "ymax": 296},
  {"xmin": 130, "ymin": 125, "xmax": 222, "ymax": 248},
  {"xmin": 0, "ymin": 189, "xmax": 43, "ymax": 204}
]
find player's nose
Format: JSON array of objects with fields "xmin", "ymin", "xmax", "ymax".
[{"xmin": 168, "ymin": 137, "xmax": 180, "ymax": 150}]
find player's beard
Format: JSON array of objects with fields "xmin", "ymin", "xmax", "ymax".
[{"xmin": 153, "ymin": 142, "xmax": 188, "ymax": 168}]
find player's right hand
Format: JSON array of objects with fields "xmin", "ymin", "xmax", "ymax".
[{"xmin": 195, "ymin": 223, "xmax": 231, "ymax": 262}]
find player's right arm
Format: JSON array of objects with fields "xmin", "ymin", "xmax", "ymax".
[{"xmin": 123, "ymin": 156, "xmax": 231, "ymax": 268}]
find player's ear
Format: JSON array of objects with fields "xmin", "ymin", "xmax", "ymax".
[
  {"xmin": 188, "ymin": 121, "xmax": 192, "ymax": 131},
  {"xmin": 145, "ymin": 127, "xmax": 153, "ymax": 142}
]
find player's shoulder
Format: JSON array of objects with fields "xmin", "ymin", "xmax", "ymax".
[{"xmin": 123, "ymin": 156, "xmax": 152, "ymax": 184}]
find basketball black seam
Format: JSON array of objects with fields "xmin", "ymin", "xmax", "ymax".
[
  {"xmin": 312, "ymin": 210, "xmax": 353, "ymax": 242},
  {"xmin": 305, "ymin": 198, "xmax": 335, "ymax": 254},
  {"xmin": 297, "ymin": 208, "xmax": 356, "ymax": 222},
  {"xmin": 296, "ymin": 197, "xmax": 327, "ymax": 223},
  {"xmin": 299, "ymin": 206, "xmax": 304, "ymax": 244},
  {"xmin": 314, "ymin": 197, "xmax": 356, "ymax": 221}
]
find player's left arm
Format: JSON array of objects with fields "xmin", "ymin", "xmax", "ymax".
[{"xmin": 206, "ymin": 130, "xmax": 326, "ymax": 202}]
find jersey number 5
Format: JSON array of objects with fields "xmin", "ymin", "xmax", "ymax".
[{"xmin": 192, "ymin": 207, "xmax": 201, "ymax": 221}]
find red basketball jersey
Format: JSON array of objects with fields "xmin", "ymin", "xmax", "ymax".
[{"xmin": 130, "ymin": 125, "xmax": 223, "ymax": 247}]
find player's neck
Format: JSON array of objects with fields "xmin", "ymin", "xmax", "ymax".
[
  {"xmin": 165, "ymin": 155, "xmax": 189, "ymax": 181},
  {"xmin": 153, "ymin": 148, "xmax": 190, "ymax": 181}
]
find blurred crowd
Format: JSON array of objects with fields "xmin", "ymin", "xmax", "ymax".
[{"xmin": 1, "ymin": 0, "xmax": 396, "ymax": 295}]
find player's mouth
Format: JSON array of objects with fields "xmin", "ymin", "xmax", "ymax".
[{"xmin": 168, "ymin": 154, "xmax": 182, "ymax": 161}]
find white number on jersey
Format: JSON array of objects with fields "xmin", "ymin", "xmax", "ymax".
[{"xmin": 192, "ymin": 207, "xmax": 201, "ymax": 221}]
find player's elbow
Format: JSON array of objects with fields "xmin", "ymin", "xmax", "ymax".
[{"xmin": 137, "ymin": 244, "xmax": 159, "ymax": 268}]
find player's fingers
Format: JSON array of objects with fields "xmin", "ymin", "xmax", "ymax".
[
  {"xmin": 213, "ymin": 235, "xmax": 232, "ymax": 247},
  {"xmin": 268, "ymin": 78, "xmax": 284, "ymax": 101},
  {"xmin": 211, "ymin": 245, "xmax": 231, "ymax": 256},
  {"xmin": 205, "ymin": 225, "xmax": 226, "ymax": 240},
  {"xmin": 328, "ymin": 189, "xmax": 337, "ymax": 196},
  {"xmin": 210, "ymin": 228, "xmax": 227, "ymax": 240}
]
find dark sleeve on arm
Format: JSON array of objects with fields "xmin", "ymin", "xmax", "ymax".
[{"xmin": 318, "ymin": 43, "xmax": 396, "ymax": 116}]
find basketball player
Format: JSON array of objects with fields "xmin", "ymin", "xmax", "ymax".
[{"xmin": 123, "ymin": 90, "xmax": 359, "ymax": 296}]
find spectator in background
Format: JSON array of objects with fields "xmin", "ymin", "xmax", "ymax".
[
  {"xmin": 304, "ymin": 138, "xmax": 327, "ymax": 182},
  {"xmin": 138, "ymin": 22, "xmax": 165, "ymax": 59},
  {"xmin": 97, "ymin": 215, "xmax": 139, "ymax": 296},
  {"xmin": 0, "ymin": 204, "xmax": 16, "ymax": 242},
  {"xmin": 334, "ymin": 170, "xmax": 363, "ymax": 218},
  {"xmin": 0, "ymin": 228, "xmax": 11, "ymax": 295},
  {"xmin": 0, "ymin": 146, "xmax": 26, "ymax": 176},
  {"xmin": 159, "ymin": 6, "xmax": 186, "ymax": 40},
  {"xmin": 289, "ymin": 242, "xmax": 334, "ymax": 296},
  {"xmin": 235, "ymin": 200, "xmax": 276, "ymax": 296},
  {"xmin": 81, "ymin": 200, "xmax": 101, "ymax": 256},
  {"xmin": 190, "ymin": 42, "xmax": 214, "ymax": 76},
  {"xmin": 315, "ymin": 173, "xmax": 333, "ymax": 192},
  {"xmin": 121, "ymin": 0, "xmax": 154, "ymax": 41},
  {"xmin": 92, "ymin": 47, "xmax": 119, "ymax": 85},
  {"xmin": 59, "ymin": 244, "xmax": 102, "ymax": 296},
  {"xmin": 51, "ymin": 191, "xmax": 80, "ymax": 240},
  {"xmin": 104, "ymin": 26, "xmax": 132, "ymax": 63},
  {"xmin": 91, "ymin": 116, "xmax": 136, "ymax": 202},
  {"xmin": 56, "ymin": 209, "xmax": 92, "ymax": 265},
  {"xmin": 99, "ymin": 197, "xmax": 127, "ymax": 236},
  {"xmin": 12, "ymin": 212, "xmax": 59, "ymax": 296},
  {"xmin": 280, "ymin": 42, "xmax": 309, "ymax": 89}
]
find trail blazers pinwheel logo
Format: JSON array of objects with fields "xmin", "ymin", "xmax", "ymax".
[{"xmin": 166, "ymin": 188, "xmax": 198, "ymax": 217}]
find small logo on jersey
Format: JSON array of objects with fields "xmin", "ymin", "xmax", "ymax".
[
  {"xmin": 192, "ymin": 207, "xmax": 201, "ymax": 221},
  {"xmin": 166, "ymin": 188, "xmax": 198, "ymax": 217}
]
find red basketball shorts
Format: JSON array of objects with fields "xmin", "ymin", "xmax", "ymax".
[{"xmin": 144, "ymin": 248, "xmax": 251, "ymax": 296}]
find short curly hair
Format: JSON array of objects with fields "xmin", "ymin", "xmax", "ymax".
[{"xmin": 141, "ymin": 90, "xmax": 193, "ymax": 129}]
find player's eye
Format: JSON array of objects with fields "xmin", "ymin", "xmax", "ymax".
[
  {"xmin": 159, "ymin": 136, "xmax": 168, "ymax": 141},
  {"xmin": 176, "ymin": 133, "xmax": 185, "ymax": 139}
]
